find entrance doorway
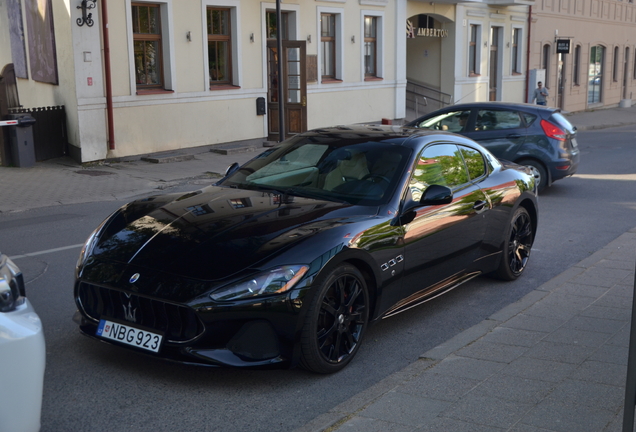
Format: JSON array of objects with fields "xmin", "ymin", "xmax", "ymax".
[{"xmin": 266, "ymin": 41, "xmax": 307, "ymax": 140}]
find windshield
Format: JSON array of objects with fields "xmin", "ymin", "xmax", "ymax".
[
  {"xmin": 218, "ymin": 136, "xmax": 412, "ymax": 205},
  {"xmin": 410, "ymin": 110, "xmax": 472, "ymax": 133}
]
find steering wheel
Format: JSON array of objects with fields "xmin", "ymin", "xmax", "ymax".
[{"xmin": 362, "ymin": 174, "xmax": 390, "ymax": 184}]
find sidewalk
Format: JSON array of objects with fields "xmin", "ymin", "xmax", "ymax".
[{"xmin": 295, "ymin": 229, "xmax": 636, "ymax": 432}]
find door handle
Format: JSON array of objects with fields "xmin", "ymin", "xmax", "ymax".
[{"xmin": 507, "ymin": 134, "xmax": 521, "ymax": 139}]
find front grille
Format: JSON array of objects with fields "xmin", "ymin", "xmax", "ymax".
[{"xmin": 77, "ymin": 282, "xmax": 204, "ymax": 343}]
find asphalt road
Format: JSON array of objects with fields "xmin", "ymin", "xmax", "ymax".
[{"xmin": 1, "ymin": 125, "xmax": 635, "ymax": 432}]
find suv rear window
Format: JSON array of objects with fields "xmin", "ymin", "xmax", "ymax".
[{"xmin": 521, "ymin": 112, "xmax": 537, "ymax": 126}]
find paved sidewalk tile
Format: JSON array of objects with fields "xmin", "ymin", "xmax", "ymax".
[
  {"xmin": 335, "ymin": 416, "xmax": 416, "ymax": 432},
  {"xmin": 428, "ymin": 355, "xmax": 506, "ymax": 381},
  {"xmin": 545, "ymin": 379, "xmax": 624, "ymax": 411},
  {"xmin": 480, "ymin": 327, "xmax": 548, "ymax": 348},
  {"xmin": 441, "ymin": 394, "xmax": 533, "ymax": 429},
  {"xmin": 453, "ymin": 340, "xmax": 529, "ymax": 363},
  {"xmin": 397, "ymin": 372, "xmax": 481, "ymax": 402},
  {"xmin": 469, "ymin": 374, "xmax": 555, "ymax": 404},
  {"xmin": 357, "ymin": 391, "xmax": 451, "ymax": 427},
  {"xmin": 519, "ymin": 399, "xmax": 618, "ymax": 432},
  {"xmin": 416, "ymin": 417, "xmax": 506, "ymax": 432},
  {"xmin": 523, "ymin": 340, "xmax": 596, "ymax": 364},
  {"xmin": 500, "ymin": 357, "xmax": 577, "ymax": 383}
]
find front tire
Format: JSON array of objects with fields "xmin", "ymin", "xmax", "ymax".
[
  {"xmin": 518, "ymin": 159, "xmax": 547, "ymax": 193},
  {"xmin": 300, "ymin": 264, "xmax": 369, "ymax": 374},
  {"xmin": 493, "ymin": 207, "xmax": 534, "ymax": 281}
]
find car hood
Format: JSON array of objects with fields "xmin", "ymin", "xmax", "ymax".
[{"xmin": 89, "ymin": 186, "xmax": 376, "ymax": 281}]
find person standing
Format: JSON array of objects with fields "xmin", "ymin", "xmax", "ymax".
[{"xmin": 533, "ymin": 82, "xmax": 549, "ymax": 106}]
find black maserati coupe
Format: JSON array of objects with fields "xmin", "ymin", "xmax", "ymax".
[{"xmin": 73, "ymin": 125, "xmax": 538, "ymax": 373}]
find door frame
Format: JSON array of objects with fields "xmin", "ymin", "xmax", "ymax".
[{"xmin": 267, "ymin": 40, "xmax": 307, "ymax": 140}]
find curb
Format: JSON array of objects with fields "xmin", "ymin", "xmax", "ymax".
[{"xmin": 575, "ymin": 122, "xmax": 636, "ymax": 131}]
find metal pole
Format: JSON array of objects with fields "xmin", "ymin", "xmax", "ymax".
[
  {"xmin": 276, "ymin": 0, "xmax": 285, "ymax": 142},
  {"xmin": 622, "ymin": 257, "xmax": 636, "ymax": 432}
]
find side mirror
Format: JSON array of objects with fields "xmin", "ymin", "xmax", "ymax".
[
  {"xmin": 420, "ymin": 185, "xmax": 453, "ymax": 205},
  {"xmin": 224, "ymin": 162, "xmax": 240, "ymax": 177}
]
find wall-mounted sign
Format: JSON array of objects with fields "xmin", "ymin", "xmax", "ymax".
[
  {"xmin": 417, "ymin": 27, "xmax": 449, "ymax": 38},
  {"xmin": 407, "ymin": 16, "xmax": 448, "ymax": 38},
  {"xmin": 556, "ymin": 39, "xmax": 571, "ymax": 54}
]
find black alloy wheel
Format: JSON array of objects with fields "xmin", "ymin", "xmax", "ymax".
[
  {"xmin": 494, "ymin": 207, "xmax": 534, "ymax": 280},
  {"xmin": 300, "ymin": 264, "xmax": 369, "ymax": 374}
]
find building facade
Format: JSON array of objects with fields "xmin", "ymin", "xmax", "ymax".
[
  {"xmin": 0, "ymin": 0, "xmax": 555, "ymax": 164},
  {"xmin": 1, "ymin": 0, "xmax": 404, "ymax": 162},
  {"xmin": 405, "ymin": 0, "xmax": 531, "ymax": 113},
  {"xmin": 530, "ymin": 0, "xmax": 636, "ymax": 111}
]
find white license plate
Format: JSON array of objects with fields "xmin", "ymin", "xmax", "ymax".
[{"xmin": 96, "ymin": 319, "xmax": 163, "ymax": 353}]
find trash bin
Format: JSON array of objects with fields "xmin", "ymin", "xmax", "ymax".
[{"xmin": 6, "ymin": 114, "xmax": 36, "ymax": 167}]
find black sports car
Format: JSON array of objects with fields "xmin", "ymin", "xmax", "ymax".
[{"xmin": 73, "ymin": 125, "xmax": 538, "ymax": 373}]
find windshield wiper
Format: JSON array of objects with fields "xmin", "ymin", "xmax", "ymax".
[
  {"xmin": 283, "ymin": 187, "xmax": 351, "ymax": 204},
  {"xmin": 242, "ymin": 184, "xmax": 350, "ymax": 205}
]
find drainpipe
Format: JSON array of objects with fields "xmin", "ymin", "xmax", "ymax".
[
  {"xmin": 525, "ymin": 5, "xmax": 532, "ymax": 103},
  {"xmin": 101, "ymin": 0, "xmax": 115, "ymax": 150}
]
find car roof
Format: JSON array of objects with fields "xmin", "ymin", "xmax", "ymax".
[
  {"xmin": 441, "ymin": 101, "xmax": 560, "ymax": 113},
  {"xmin": 296, "ymin": 124, "xmax": 480, "ymax": 149}
]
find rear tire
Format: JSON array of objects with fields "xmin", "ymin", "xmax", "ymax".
[
  {"xmin": 493, "ymin": 207, "xmax": 534, "ymax": 281},
  {"xmin": 300, "ymin": 264, "xmax": 369, "ymax": 374},
  {"xmin": 518, "ymin": 159, "xmax": 547, "ymax": 193}
]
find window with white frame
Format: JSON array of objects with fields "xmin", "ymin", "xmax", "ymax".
[
  {"xmin": 318, "ymin": 9, "xmax": 343, "ymax": 82},
  {"xmin": 207, "ymin": 7, "xmax": 232, "ymax": 86},
  {"xmin": 542, "ymin": 44, "xmax": 551, "ymax": 87},
  {"xmin": 132, "ymin": 3, "xmax": 163, "ymax": 88},
  {"xmin": 321, "ymin": 13, "xmax": 336, "ymax": 79},
  {"xmin": 468, "ymin": 24, "xmax": 481, "ymax": 76},
  {"xmin": 364, "ymin": 16, "xmax": 377, "ymax": 77},
  {"xmin": 362, "ymin": 12, "xmax": 383, "ymax": 80},
  {"xmin": 128, "ymin": 0, "xmax": 174, "ymax": 94},
  {"xmin": 202, "ymin": 1, "xmax": 240, "ymax": 90},
  {"xmin": 573, "ymin": 44, "xmax": 581, "ymax": 85},
  {"xmin": 613, "ymin": 46, "xmax": 619, "ymax": 82},
  {"xmin": 511, "ymin": 28, "xmax": 522, "ymax": 74}
]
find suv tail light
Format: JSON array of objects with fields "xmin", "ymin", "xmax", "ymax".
[{"xmin": 540, "ymin": 119, "xmax": 567, "ymax": 141}]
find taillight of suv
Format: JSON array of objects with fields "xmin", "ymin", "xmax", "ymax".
[{"xmin": 540, "ymin": 119, "xmax": 567, "ymax": 141}]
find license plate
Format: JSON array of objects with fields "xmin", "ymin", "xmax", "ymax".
[
  {"xmin": 96, "ymin": 319, "xmax": 163, "ymax": 353},
  {"xmin": 571, "ymin": 137, "xmax": 578, "ymax": 148}
]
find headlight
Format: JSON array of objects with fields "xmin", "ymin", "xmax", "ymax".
[
  {"xmin": 210, "ymin": 265, "xmax": 309, "ymax": 302},
  {"xmin": 76, "ymin": 210, "xmax": 119, "ymax": 271},
  {"xmin": 0, "ymin": 254, "xmax": 25, "ymax": 312}
]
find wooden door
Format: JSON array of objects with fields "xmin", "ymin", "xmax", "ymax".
[{"xmin": 267, "ymin": 40, "xmax": 307, "ymax": 140}]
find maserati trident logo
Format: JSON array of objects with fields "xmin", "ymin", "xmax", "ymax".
[
  {"xmin": 123, "ymin": 302, "xmax": 137, "ymax": 323},
  {"xmin": 129, "ymin": 273, "xmax": 140, "ymax": 283}
]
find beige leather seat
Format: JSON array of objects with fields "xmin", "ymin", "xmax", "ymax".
[{"xmin": 323, "ymin": 152, "xmax": 369, "ymax": 191}]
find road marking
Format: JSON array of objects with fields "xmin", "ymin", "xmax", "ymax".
[
  {"xmin": 573, "ymin": 173, "xmax": 636, "ymax": 181},
  {"xmin": 10, "ymin": 244, "xmax": 84, "ymax": 260}
]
